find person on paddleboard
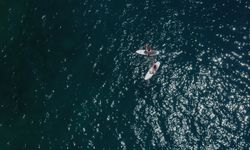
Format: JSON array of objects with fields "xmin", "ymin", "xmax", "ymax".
[
  {"xmin": 150, "ymin": 60, "xmax": 157, "ymax": 74},
  {"xmin": 145, "ymin": 44, "xmax": 153, "ymax": 56}
]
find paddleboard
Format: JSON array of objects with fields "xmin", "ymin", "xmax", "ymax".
[
  {"xmin": 136, "ymin": 49, "xmax": 159, "ymax": 56},
  {"xmin": 144, "ymin": 62, "xmax": 160, "ymax": 80}
]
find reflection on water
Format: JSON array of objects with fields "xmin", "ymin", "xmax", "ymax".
[{"xmin": 1, "ymin": 0, "xmax": 249, "ymax": 149}]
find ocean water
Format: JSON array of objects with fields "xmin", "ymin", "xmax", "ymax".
[{"xmin": 0, "ymin": 0, "xmax": 250, "ymax": 149}]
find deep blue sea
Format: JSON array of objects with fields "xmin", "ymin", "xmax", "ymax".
[{"xmin": 0, "ymin": 0, "xmax": 250, "ymax": 149}]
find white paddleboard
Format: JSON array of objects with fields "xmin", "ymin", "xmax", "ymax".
[
  {"xmin": 136, "ymin": 49, "xmax": 159, "ymax": 56},
  {"xmin": 144, "ymin": 62, "xmax": 160, "ymax": 80}
]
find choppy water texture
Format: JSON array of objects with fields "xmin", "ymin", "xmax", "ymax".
[{"xmin": 0, "ymin": 0, "xmax": 250, "ymax": 149}]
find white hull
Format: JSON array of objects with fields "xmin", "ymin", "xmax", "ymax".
[
  {"xmin": 136, "ymin": 50, "xmax": 159, "ymax": 56},
  {"xmin": 144, "ymin": 62, "xmax": 160, "ymax": 80}
]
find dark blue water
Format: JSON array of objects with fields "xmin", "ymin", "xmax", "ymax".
[{"xmin": 1, "ymin": 0, "xmax": 250, "ymax": 149}]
